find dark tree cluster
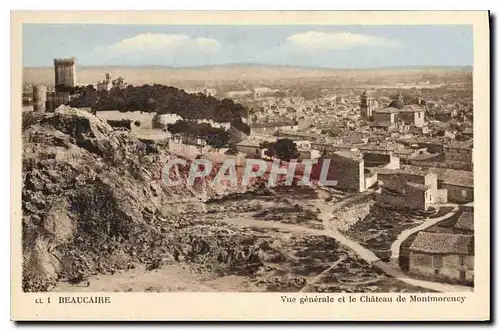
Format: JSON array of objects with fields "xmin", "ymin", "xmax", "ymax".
[
  {"xmin": 262, "ymin": 138, "xmax": 299, "ymax": 162},
  {"xmin": 167, "ymin": 120, "xmax": 231, "ymax": 149},
  {"xmin": 69, "ymin": 84, "xmax": 250, "ymax": 135},
  {"xmin": 56, "ymin": 84, "xmax": 96, "ymax": 95}
]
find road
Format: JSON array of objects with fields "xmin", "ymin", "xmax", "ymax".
[
  {"xmin": 217, "ymin": 188, "xmax": 472, "ymax": 293},
  {"xmin": 390, "ymin": 204, "xmax": 459, "ymax": 259}
]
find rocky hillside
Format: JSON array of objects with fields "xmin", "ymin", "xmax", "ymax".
[
  {"xmin": 21, "ymin": 106, "xmax": 433, "ymax": 294},
  {"xmin": 22, "ymin": 106, "xmax": 257, "ymax": 292}
]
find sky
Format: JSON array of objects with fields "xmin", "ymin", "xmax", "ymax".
[{"xmin": 22, "ymin": 24, "xmax": 473, "ymax": 68}]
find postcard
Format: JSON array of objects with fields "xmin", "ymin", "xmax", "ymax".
[{"xmin": 11, "ymin": 10, "xmax": 490, "ymax": 321}]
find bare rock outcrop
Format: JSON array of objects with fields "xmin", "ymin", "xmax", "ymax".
[{"xmin": 21, "ymin": 106, "xmax": 239, "ymax": 291}]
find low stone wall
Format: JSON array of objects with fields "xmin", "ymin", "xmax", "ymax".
[{"xmin": 331, "ymin": 198, "xmax": 374, "ymax": 232}]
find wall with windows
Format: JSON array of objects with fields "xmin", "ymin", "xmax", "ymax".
[
  {"xmin": 409, "ymin": 252, "xmax": 474, "ymax": 284},
  {"xmin": 440, "ymin": 183, "xmax": 474, "ymax": 203}
]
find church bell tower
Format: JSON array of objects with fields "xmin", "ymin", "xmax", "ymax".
[{"xmin": 360, "ymin": 90, "xmax": 373, "ymax": 118}]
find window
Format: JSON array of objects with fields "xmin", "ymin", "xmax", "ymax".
[{"xmin": 461, "ymin": 189, "xmax": 468, "ymax": 198}]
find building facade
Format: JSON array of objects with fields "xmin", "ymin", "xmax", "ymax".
[
  {"xmin": 46, "ymin": 92, "xmax": 70, "ymax": 112},
  {"xmin": 54, "ymin": 57, "xmax": 76, "ymax": 87},
  {"xmin": 312, "ymin": 151, "xmax": 365, "ymax": 192},
  {"xmin": 32, "ymin": 85, "xmax": 47, "ymax": 112},
  {"xmin": 377, "ymin": 170, "xmax": 438, "ymax": 203},
  {"xmin": 372, "ymin": 92, "xmax": 426, "ymax": 127},
  {"xmin": 409, "ymin": 232, "xmax": 474, "ymax": 284},
  {"xmin": 360, "ymin": 90, "xmax": 374, "ymax": 118}
]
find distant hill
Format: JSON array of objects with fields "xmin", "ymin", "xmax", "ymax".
[{"xmin": 23, "ymin": 64, "xmax": 472, "ymax": 87}]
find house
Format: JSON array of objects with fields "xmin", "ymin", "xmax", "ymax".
[
  {"xmin": 372, "ymin": 93, "xmax": 426, "ymax": 127},
  {"xmin": 373, "ymin": 107, "xmax": 399, "ymax": 125},
  {"xmin": 374, "ymin": 167, "xmax": 448, "ymax": 210},
  {"xmin": 398, "ymin": 105, "xmax": 426, "ymax": 127},
  {"xmin": 363, "ymin": 152, "xmax": 400, "ymax": 169},
  {"xmin": 236, "ymin": 139, "xmax": 264, "ymax": 157},
  {"xmin": 394, "ymin": 148, "xmax": 420, "ymax": 160},
  {"xmin": 377, "ymin": 168, "xmax": 438, "ymax": 203},
  {"xmin": 426, "ymin": 206, "xmax": 474, "ymax": 235},
  {"xmin": 311, "ymin": 151, "xmax": 365, "ymax": 192},
  {"xmin": 406, "ymin": 182, "xmax": 432, "ymax": 210},
  {"xmin": 440, "ymin": 175, "xmax": 474, "ymax": 204},
  {"xmin": 444, "ymin": 143, "xmax": 473, "ymax": 164},
  {"xmin": 401, "ymin": 166, "xmax": 473, "ymax": 203},
  {"xmin": 375, "ymin": 181, "xmax": 432, "ymax": 210},
  {"xmin": 409, "ymin": 232, "xmax": 474, "ymax": 284}
]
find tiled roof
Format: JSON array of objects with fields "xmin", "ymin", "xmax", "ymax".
[
  {"xmin": 375, "ymin": 167, "xmax": 431, "ymax": 177},
  {"xmin": 402, "ymin": 166, "xmax": 472, "ymax": 187},
  {"xmin": 410, "ymin": 232, "xmax": 474, "ymax": 255},
  {"xmin": 454, "ymin": 211, "xmax": 474, "ymax": 231}
]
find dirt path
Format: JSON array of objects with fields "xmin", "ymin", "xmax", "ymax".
[
  {"xmin": 299, "ymin": 257, "xmax": 346, "ymax": 293},
  {"xmin": 53, "ymin": 264, "xmax": 260, "ymax": 292},
  {"xmin": 217, "ymin": 189, "xmax": 472, "ymax": 293},
  {"xmin": 390, "ymin": 204, "xmax": 460, "ymax": 259}
]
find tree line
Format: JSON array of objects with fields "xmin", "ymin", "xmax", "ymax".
[
  {"xmin": 68, "ymin": 84, "xmax": 250, "ymax": 135},
  {"xmin": 167, "ymin": 120, "xmax": 231, "ymax": 149}
]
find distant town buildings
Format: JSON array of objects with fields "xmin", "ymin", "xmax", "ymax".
[
  {"xmin": 97, "ymin": 72, "xmax": 113, "ymax": 92},
  {"xmin": 371, "ymin": 91, "xmax": 426, "ymax": 128}
]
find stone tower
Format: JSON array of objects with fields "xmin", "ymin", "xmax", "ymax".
[
  {"xmin": 32, "ymin": 85, "xmax": 47, "ymax": 112},
  {"xmin": 54, "ymin": 57, "xmax": 77, "ymax": 88},
  {"xmin": 360, "ymin": 90, "xmax": 373, "ymax": 118},
  {"xmin": 415, "ymin": 89, "xmax": 424, "ymax": 105},
  {"xmin": 397, "ymin": 89, "xmax": 404, "ymax": 104}
]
